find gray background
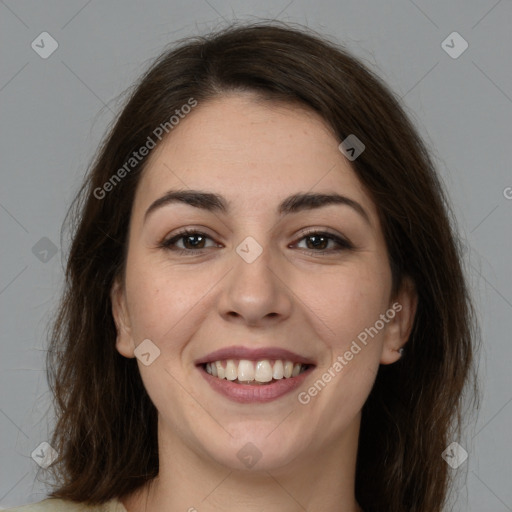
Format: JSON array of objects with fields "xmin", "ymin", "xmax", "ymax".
[{"xmin": 1, "ymin": 0, "xmax": 511, "ymax": 510}]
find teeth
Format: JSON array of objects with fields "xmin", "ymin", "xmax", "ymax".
[
  {"xmin": 215, "ymin": 361, "xmax": 225, "ymax": 379},
  {"xmin": 284, "ymin": 361, "xmax": 294, "ymax": 378},
  {"xmin": 225, "ymin": 360, "xmax": 238, "ymax": 381},
  {"xmin": 255, "ymin": 360, "xmax": 273, "ymax": 382},
  {"xmin": 204, "ymin": 358, "xmax": 309, "ymax": 383},
  {"xmin": 238, "ymin": 360, "xmax": 255, "ymax": 382},
  {"xmin": 272, "ymin": 360, "xmax": 284, "ymax": 379}
]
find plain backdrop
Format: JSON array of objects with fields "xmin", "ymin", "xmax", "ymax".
[{"xmin": 1, "ymin": 0, "xmax": 511, "ymax": 510}]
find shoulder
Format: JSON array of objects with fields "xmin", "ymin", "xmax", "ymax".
[{"xmin": 4, "ymin": 497, "xmax": 127, "ymax": 512}]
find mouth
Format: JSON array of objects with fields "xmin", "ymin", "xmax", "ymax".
[
  {"xmin": 195, "ymin": 346, "xmax": 316, "ymax": 403},
  {"xmin": 202, "ymin": 359, "xmax": 311, "ymax": 385}
]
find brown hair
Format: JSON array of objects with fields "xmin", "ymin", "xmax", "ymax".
[{"xmin": 46, "ymin": 20, "xmax": 479, "ymax": 512}]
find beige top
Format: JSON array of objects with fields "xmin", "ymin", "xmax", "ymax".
[{"xmin": 5, "ymin": 498, "xmax": 128, "ymax": 511}]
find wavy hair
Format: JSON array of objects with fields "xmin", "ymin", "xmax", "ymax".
[{"xmin": 46, "ymin": 21, "xmax": 479, "ymax": 512}]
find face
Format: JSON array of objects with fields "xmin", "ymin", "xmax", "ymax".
[{"xmin": 111, "ymin": 93, "xmax": 416, "ymax": 472}]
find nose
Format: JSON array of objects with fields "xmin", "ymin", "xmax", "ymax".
[{"xmin": 217, "ymin": 241, "xmax": 293, "ymax": 328}]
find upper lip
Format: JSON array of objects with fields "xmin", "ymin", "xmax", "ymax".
[{"xmin": 195, "ymin": 345, "xmax": 316, "ymax": 366}]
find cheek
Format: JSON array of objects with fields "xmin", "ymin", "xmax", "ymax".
[
  {"xmin": 123, "ymin": 256, "xmax": 208, "ymax": 344},
  {"xmin": 303, "ymin": 260, "xmax": 391, "ymax": 349}
]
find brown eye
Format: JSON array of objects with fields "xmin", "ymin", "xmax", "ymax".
[
  {"xmin": 179, "ymin": 233, "xmax": 207, "ymax": 249},
  {"xmin": 160, "ymin": 230, "xmax": 219, "ymax": 254},
  {"xmin": 294, "ymin": 231, "xmax": 353, "ymax": 255},
  {"xmin": 304, "ymin": 234, "xmax": 330, "ymax": 250}
]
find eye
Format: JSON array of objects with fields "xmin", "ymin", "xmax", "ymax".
[
  {"xmin": 159, "ymin": 228, "xmax": 353, "ymax": 256},
  {"xmin": 159, "ymin": 229, "xmax": 219, "ymax": 254},
  {"xmin": 293, "ymin": 230, "xmax": 353, "ymax": 255}
]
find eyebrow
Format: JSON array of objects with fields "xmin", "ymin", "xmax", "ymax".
[{"xmin": 144, "ymin": 189, "xmax": 371, "ymax": 225}]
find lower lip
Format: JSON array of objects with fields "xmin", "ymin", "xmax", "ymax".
[{"xmin": 198, "ymin": 366, "xmax": 314, "ymax": 403}]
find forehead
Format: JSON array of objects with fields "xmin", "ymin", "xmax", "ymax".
[{"xmin": 134, "ymin": 94, "xmax": 377, "ymax": 221}]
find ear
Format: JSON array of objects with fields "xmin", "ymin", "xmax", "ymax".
[
  {"xmin": 380, "ymin": 276, "xmax": 417, "ymax": 365},
  {"xmin": 111, "ymin": 277, "xmax": 136, "ymax": 358}
]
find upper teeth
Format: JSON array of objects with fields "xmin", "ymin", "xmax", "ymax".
[{"xmin": 205, "ymin": 359, "xmax": 306, "ymax": 382}]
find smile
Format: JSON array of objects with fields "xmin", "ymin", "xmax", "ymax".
[
  {"xmin": 204, "ymin": 359, "xmax": 309, "ymax": 385},
  {"xmin": 195, "ymin": 345, "xmax": 316, "ymax": 403}
]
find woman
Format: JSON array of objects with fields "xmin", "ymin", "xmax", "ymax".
[{"xmin": 10, "ymin": 21, "xmax": 479, "ymax": 512}]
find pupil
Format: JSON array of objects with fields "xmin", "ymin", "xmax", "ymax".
[
  {"xmin": 186, "ymin": 235, "xmax": 204, "ymax": 249},
  {"xmin": 308, "ymin": 235, "xmax": 327, "ymax": 250}
]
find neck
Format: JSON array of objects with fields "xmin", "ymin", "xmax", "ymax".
[{"xmin": 121, "ymin": 415, "xmax": 363, "ymax": 512}]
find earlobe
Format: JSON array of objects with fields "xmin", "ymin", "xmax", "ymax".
[
  {"xmin": 380, "ymin": 276, "xmax": 418, "ymax": 365},
  {"xmin": 110, "ymin": 278, "xmax": 135, "ymax": 358}
]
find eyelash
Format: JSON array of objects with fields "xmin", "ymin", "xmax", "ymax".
[{"xmin": 158, "ymin": 228, "xmax": 353, "ymax": 257}]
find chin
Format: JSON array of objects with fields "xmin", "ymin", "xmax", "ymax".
[{"xmin": 195, "ymin": 422, "xmax": 310, "ymax": 472}]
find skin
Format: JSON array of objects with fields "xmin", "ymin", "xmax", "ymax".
[{"xmin": 111, "ymin": 93, "xmax": 417, "ymax": 512}]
